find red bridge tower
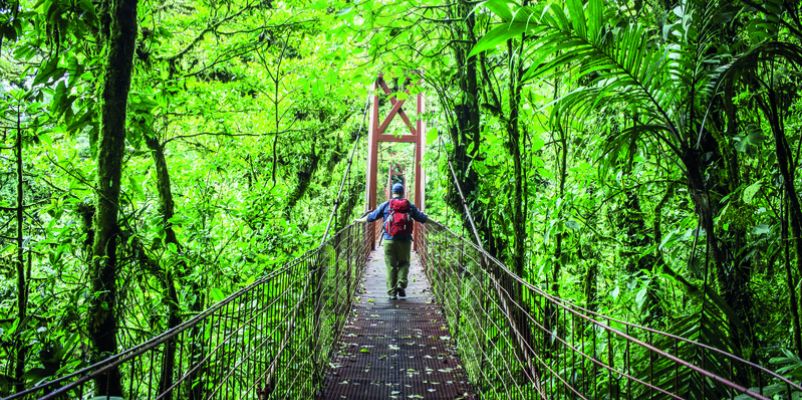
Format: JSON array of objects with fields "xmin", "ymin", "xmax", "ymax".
[{"xmin": 364, "ymin": 74, "xmax": 426, "ymax": 249}]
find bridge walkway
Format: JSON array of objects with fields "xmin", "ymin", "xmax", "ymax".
[{"xmin": 320, "ymin": 248, "xmax": 473, "ymax": 400}]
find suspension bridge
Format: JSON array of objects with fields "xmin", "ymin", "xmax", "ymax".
[{"xmin": 5, "ymin": 77, "xmax": 802, "ymax": 400}]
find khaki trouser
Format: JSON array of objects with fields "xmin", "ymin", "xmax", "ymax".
[{"xmin": 383, "ymin": 240, "xmax": 411, "ymax": 295}]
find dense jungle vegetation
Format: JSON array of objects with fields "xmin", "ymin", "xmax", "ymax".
[{"xmin": 3, "ymin": 0, "xmax": 802, "ymax": 396}]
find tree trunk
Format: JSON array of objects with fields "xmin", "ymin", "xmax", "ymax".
[
  {"xmin": 681, "ymin": 149, "xmax": 750, "ymax": 379},
  {"xmin": 648, "ymin": 183, "xmax": 674, "ymax": 324},
  {"xmin": 89, "ymin": 0, "xmax": 138, "ymax": 394},
  {"xmin": 546, "ymin": 112, "xmax": 568, "ymax": 354},
  {"xmin": 14, "ymin": 105, "xmax": 27, "ymax": 393},
  {"xmin": 581, "ymin": 201, "xmax": 599, "ymax": 312},
  {"xmin": 445, "ymin": 0, "xmax": 481, "ymax": 231},
  {"xmin": 444, "ymin": 0, "xmax": 534, "ymax": 381},
  {"xmin": 783, "ymin": 193, "xmax": 802, "ymax": 356},
  {"xmin": 618, "ymin": 117, "xmax": 667, "ymax": 324},
  {"xmin": 442, "ymin": 0, "xmax": 507, "ymax": 257},
  {"xmin": 506, "ymin": 37, "xmax": 525, "ymax": 278},
  {"xmin": 502, "ymin": 35, "xmax": 537, "ymax": 382},
  {"xmin": 708, "ymin": 86, "xmax": 757, "ymax": 365},
  {"xmin": 621, "ymin": 123, "xmax": 650, "ymax": 274},
  {"xmin": 146, "ymin": 136, "xmax": 180, "ymax": 247},
  {"xmin": 143, "ymin": 136, "xmax": 183, "ymax": 398},
  {"xmin": 285, "ymin": 143, "xmax": 320, "ymax": 219},
  {"xmin": 552, "ymin": 99, "xmax": 567, "ymax": 296},
  {"xmin": 762, "ymin": 89, "xmax": 802, "ymax": 356}
]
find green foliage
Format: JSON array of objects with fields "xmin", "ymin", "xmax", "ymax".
[
  {"xmin": 0, "ymin": 0, "xmax": 369, "ymax": 394},
  {"xmin": 2, "ymin": 0, "xmax": 802, "ymax": 396}
]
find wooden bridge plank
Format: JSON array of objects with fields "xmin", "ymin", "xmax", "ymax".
[{"xmin": 320, "ymin": 250, "xmax": 474, "ymax": 400}]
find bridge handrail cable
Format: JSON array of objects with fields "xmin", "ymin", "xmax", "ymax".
[
  {"xmin": 429, "ymin": 138, "xmax": 802, "ymax": 399},
  {"xmin": 432, "ymin": 219, "xmax": 802, "ymax": 395},
  {"xmin": 5, "ymin": 100, "xmax": 373, "ymax": 400},
  {"xmin": 4, "ymin": 262, "xmax": 293, "ymax": 399},
  {"xmin": 421, "ymin": 221, "xmax": 802, "ymax": 398}
]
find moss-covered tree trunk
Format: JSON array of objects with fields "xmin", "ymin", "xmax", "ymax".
[
  {"xmin": 503, "ymin": 34, "xmax": 536, "ymax": 382},
  {"xmin": 445, "ymin": 0, "xmax": 482, "ymax": 232},
  {"xmin": 14, "ymin": 105, "xmax": 27, "ymax": 393},
  {"xmin": 759, "ymin": 87, "xmax": 802, "ymax": 356},
  {"xmin": 143, "ymin": 136, "xmax": 182, "ymax": 398},
  {"xmin": 681, "ymin": 147, "xmax": 751, "ymax": 382},
  {"xmin": 88, "ymin": 0, "xmax": 138, "ymax": 394}
]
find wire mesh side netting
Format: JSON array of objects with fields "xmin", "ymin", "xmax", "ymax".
[
  {"xmin": 417, "ymin": 221, "xmax": 802, "ymax": 400},
  {"xmin": 7, "ymin": 223, "xmax": 369, "ymax": 400}
]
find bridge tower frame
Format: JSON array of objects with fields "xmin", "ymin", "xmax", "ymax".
[{"xmin": 365, "ymin": 74, "xmax": 426, "ymax": 249}]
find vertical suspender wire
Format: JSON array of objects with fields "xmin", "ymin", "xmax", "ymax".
[
  {"xmin": 435, "ymin": 133, "xmax": 483, "ymax": 247},
  {"xmin": 320, "ymin": 95, "xmax": 372, "ymax": 246}
]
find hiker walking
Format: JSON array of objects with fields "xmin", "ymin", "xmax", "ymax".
[{"xmin": 356, "ymin": 183, "xmax": 428, "ymax": 299}]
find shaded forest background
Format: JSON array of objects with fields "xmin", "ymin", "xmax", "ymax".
[{"xmin": 2, "ymin": 0, "xmax": 802, "ymax": 393}]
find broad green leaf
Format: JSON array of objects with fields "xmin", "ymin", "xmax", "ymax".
[
  {"xmin": 33, "ymin": 57, "xmax": 61, "ymax": 85},
  {"xmin": 752, "ymin": 224, "xmax": 770, "ymax": 235},
  {"xmin": 469, "ymin": 22, "xmax": 528, "ymax": 57},
  {"xmin": 742, "ymin": 181, "xmax": 760, "ymax": 205},
  {"xmin": 635, "ymin": 284, "xmax": 648, "ymax": 310},
  {"xmin": 210, "ymin": 288, "xmax": 225, "ymax": 303}
]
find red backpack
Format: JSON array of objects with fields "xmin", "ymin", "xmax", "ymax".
[{"xmin": 385, "ymin": 199, "xmax": 413, "ymax": 237}]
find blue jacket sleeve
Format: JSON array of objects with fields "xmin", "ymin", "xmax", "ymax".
[
  {"xmin": 409, "ymin": 203, "xmax": 428, "ymax": 223},
  {"xmin": 366, "ymin": 201, "xmax": 388, "ymax": 222}
]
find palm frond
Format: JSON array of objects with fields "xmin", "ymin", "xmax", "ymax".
[{"xmin": 472, "ymin": 0, "xmax": 743, "ymax": 152}]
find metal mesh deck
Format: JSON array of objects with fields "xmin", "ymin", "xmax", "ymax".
[{"xmin": 320, "ymin": 249, "xmax": 474, "ymax": 400}]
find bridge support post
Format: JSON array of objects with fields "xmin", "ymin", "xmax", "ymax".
[
  {"xmin": 366, "ymin": 78, "xmax": 380, "ymax": 249},
  {"xmin": 414, "ymin": 91, "xmax": 425, "ymax": 212},
  {"xmin": 364, "ymin": 74, "xmax": 425, "ymax": 250},
  {"xmin": 413, "ymin": 91, "xmax": 425, "ymax": 250}
]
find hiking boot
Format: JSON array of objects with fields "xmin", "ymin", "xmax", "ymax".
[
  {"xmin": 397, "ymin": 288, "xmax": 406, "ymax": 298},
  {"xmin": 389, "ymin": 292, "xmax": 398, "ymax": 300}
]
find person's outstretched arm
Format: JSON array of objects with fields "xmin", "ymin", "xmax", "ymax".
[
  {"xmin": 357, "ymin": 201, "xmax": 387, "ymax": 223},
  {"xmin": 409, "ymin": 203, "xmax": 428, "ymax": 223}
]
